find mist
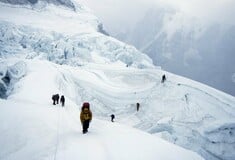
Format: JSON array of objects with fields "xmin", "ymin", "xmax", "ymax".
[
  {"xmin": 79, "ymin": 0, "xmax": 235, "ymax": 96},
  {"xmin": 79, "ymin": 0, "xmax": 235, "ymax": 32}
]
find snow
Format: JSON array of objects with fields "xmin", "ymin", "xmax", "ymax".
[
  {"xmin": 0, "ymin": 1, "xmax": 235, "ymax": 160},
  {"xmin": 1, "ymin": 58, "xmax": 234, "ymax": 160},
  {"xmin": 0, "ymin": 3, "xmax": 154, "ymax": 68},
  {"xmin": 0, "ymin": 61, "xmax": 27, "ymax": 98},
  {"xmin": 113, "ymin": 5, "xmax": 235, "ymax": 96},
  {"xmin": 0, "ymin": 2, "xmax": 98, "ymax": 35},
  {"xmin": 0, "ymin": 60, "xmax": 203, "ymax": 160}
]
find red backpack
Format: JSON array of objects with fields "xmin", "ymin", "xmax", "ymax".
[{"xmin": 82, "ymin": 102, "xmax": 90, "ymax": 110}]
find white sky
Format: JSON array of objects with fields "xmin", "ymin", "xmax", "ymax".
[{"xmin": 79, "ymin": 0, "xmax": 235, "ymax": 32}]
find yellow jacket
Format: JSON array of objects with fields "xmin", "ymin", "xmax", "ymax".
[{"xmin": 80, "ymin": 108, "xmax": 92, "ymax": 123}]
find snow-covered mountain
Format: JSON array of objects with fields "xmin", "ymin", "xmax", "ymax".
[
  {"xmin": 0, "ymin": 60, "xmax": 205, "ymax": 160},
  {"xmin": 114, "ymin": 6, "xmax": 235, "ymax": 96},
  {"xmin": 0, "ymin": 1, "xmax": 235, "ymax": 160}
]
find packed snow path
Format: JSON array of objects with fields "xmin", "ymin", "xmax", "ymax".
[{"xmin": 0, "ymin": 96, "xmax": 203, "ymax": 160}]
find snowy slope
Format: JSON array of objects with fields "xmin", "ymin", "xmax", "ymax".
[
  {"xmin": 114, "ymin": 6, "xmax": 235, "ymax": 96},
  {"xmin": 0, "ymin": 1, "xmax": 98, "ymax": 35},
  {"xmin": 0, "ymin": 1, "xmax": 235, "ymax": 160},
  {"xmin": 0, "ymin": 60, "xmax": 203, "ymax": 160},
  {"xmin": 0, "ymin": 1, "xmax": 152, "ymax": 69}
]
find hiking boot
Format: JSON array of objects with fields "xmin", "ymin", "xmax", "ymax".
[{"xmin": 83, "ymin": 130, "xmax": 88, "ymax": 134}]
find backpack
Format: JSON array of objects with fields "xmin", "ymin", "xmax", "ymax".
[{"xmin": 82, "ymin": 102, "xmax": 90, "ymax": 110}]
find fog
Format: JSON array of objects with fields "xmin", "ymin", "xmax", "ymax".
[
  {"xmin": 79, "ymin": 0, "xmax": 235, "ymax": 96},
  {"xmin": 79, "ymin": 0, "xmax": 150, "ymax": 32},
  {"xmin": 79, "ymin": 0, "xmax": 235, "ymax": 32}
]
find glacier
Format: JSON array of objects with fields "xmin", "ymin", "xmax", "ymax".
[
  {"xmin": 0, "ymin": 61, "xmax": 26, "ymax": 98},
  {"xmin": 0, "ymin": 1, "xmax": 235, "ymax": 160}
]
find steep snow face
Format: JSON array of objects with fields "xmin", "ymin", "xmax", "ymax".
[
  {"xmin": 0, "ymin": 22, "xmax": 152, "ymax": 68},
  {"xmin": 114, "ymin": 7, "xmax": 235, "ymax": 96},
  {"xmin": 0, "ymin": 2, "xmax": 153, "ymax": 68}
]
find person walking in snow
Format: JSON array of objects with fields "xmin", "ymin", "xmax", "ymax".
[
  {"xmin": 60, "ymin": 95, "xmax": 65, "ymax": 107},
  {"xmin": 110, "ymin": 114, "xmax": 115, "ymax": 122},
  {"xmin": 161, "ymin": 74, "xmax": 166, "ymax": 83},
  {"xmin": 52, "ymin": 94, "xmax": 59, "ymax": 105},
  {"xmin": 55, "ymin": 94, "xmax": 60, "ymax": 104},
  {"xmin": 52, "ymin": 95, "xmax": 56, "ymax": 105},
  {"xmin": 136, "ymin": 102, "xmax": 140, "ymax": 111},
  {"xmin": 80, "ymin": 102, "xmax": 92, "ymax": 134}
]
